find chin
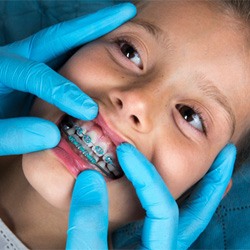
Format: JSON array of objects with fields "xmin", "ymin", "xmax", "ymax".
[
  {"xmin": 22, "ymin": 149, "xmax": 143, "ymax": 224},
  {"xmin": 22, "ymin": 149, "xmax": 75, "ymax": 211}
]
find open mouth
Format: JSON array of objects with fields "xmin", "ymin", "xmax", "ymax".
[{"xmin": 57, "ymin": 115, "xmax": 124, "ymax": 180}]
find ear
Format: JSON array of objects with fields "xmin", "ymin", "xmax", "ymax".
[{"xmin": 223, "ymin": 179, "xmax": 233, "ymax": 198}]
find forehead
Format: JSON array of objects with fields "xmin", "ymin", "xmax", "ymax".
[
  {"xmin": 133, "ymin": 0, "xmax": 250, "ymax": 141},
  {"xmin": 136, "ymin": 1, "xmax": 242, "ymax": 39},
  {"xmin": 137, "ymin": 1, "xmax": 216, "ymax": 19}
]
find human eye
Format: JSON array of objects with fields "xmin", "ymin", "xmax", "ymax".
[
  {"xmin": 115, "ymin": 38, "xmax": 143, "ymax": 70},
  {"xmin": 176, "ymin": 104, "xmax": 207, "ymax": 134}
]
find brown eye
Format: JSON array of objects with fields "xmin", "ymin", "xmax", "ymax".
[
  {"xmin": 176, "ymin": 104, "xmax": 204, "ymax": 132},
  {"xmin": 118, "ymin": 41, "xmax": 143, "ymax": 69}
]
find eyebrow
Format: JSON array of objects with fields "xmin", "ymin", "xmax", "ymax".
[
  {"xmin": 129, "ymin": 19, "xmax": 171, "ymax": 47},
  {"xmin": 195, "ymin": 74, "xmax": 236, "ymax": 136},
  {"xmin": 130, "ymin": 19, "xmax": 163, "ymax": 37},
  {"xmin": 128, "ymin": 19, "xmax": 236, "ymax": 136}
]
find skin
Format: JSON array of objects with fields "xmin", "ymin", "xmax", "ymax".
[{"xmin": 0, "ymin": 1, "xmax": 250, "ymax": 248}]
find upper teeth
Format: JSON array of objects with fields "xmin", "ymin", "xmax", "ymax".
[
  {"xmin": 76, "ymin": 127, "xmax": 85, "ymax": 137},
  {"xmin": 60, "ymin": 116, "xmax": 123, "ymax": 179}
]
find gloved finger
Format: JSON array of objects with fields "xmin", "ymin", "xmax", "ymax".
[
  {"xmin": 0, "ymin": 53, "xmax": 97, "ymax": 120},
  {"xmin": 117, "ymin": 143, "xmax": 179, "ymax": 250},
  {"xmin": 2, "ymin": 3, "xmax": 136, "ymax": 63},
  {"xmin": 177, "ymin": 144, "xmax": 236, "ymax": 249},
  {"xmin": 0, "ymin": 117, "xmax": 60, "ymax": 155},
  {"xmin": 66, "ymin": 170, "xmax": 108, "ymax": 250}
]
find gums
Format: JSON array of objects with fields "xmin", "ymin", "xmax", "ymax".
[{"xmin": 54, "ymin": 115, "xmax": 124, "ymax": 180}]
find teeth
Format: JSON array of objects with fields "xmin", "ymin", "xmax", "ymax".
[
  {"xmin": 76, "ymin": 127, "xmax": 86, "ymax": 137},
  {"xmin": 99, "ymin": 136, "xmax": 113, "ymax": 149},
  {"xmin": 89, "ymin": 126, "xmax": 103, "ymax": 140},
  {"xmin": 93, "ymin": 145, "xmax": 104, "ymax": 156},
  {"xmin": 92, "ymin": 142, "xmax": 108, "ymax": 157},
  {"xmin": 61, "ymin": 116, "xmax": 124, "ymax": 179},
  {"xmin": 78, "ymin": 145, "xmax": 88, "ymax": 155},
  {"xmin": 103, "ymin": 152, "xmax": 115, "ymax": 165},
  {"xmin": 62, "ymin": 124, "xmax": 70, "ymax": 130},
  {"xmin": 85, "ymin": 153, "xmax": 97, "ymax": 164},
  {"xmin": 107, "ymin": 164, "xmax": 121, "ymax": 176},
  {"xmin": 88, "ymin": 151, "xmax": 99, "ymax": 162},
  {"xmin": 68, "ymin": 134, "xmax": 82, "ymax": 148},
  {"xmin": 80, "ymin": 121, "xmax": 94, "ymax": 132},
  {"xmin": 66, "ymin": 127, "xmax": 76, "ymax": 136},
  {"xmin": 85, "ymin": 130, "xmax": 98, "ymax": 144},
  {"xmin": 107, "ymin": 163, "xmax": 116, "ymax": 171},
  {"xmin": 82, "ymin": 134, "xmax": 93, "ymax": 147},
  {"xmin": 97, "ymin": 161, "xmax": 111, "ymax": 174},
  {"xmin": 95, "ymin": 163, "xmax": 115, "ymax": 178},
  {"xmin": 98, "ymin": 161, "xmax": 106, "ymax": 168}
]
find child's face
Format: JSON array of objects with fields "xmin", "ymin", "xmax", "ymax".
[{"xmin": 23, "ymin": 1, "xmax": 250, "ymax": 227}]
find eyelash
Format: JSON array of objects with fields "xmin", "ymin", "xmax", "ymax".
[
  {"xmin": 113, "ymin": 37, "xmax": 143, "ymax": 70},
  {"xmin": 176, "ymin": 104, "xmax": 207, "ymax": 136},
  {"xmin": 109, "ymin": 36, "xmax": 208, "ymax": 137}
]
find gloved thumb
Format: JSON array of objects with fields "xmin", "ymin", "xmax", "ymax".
[
  {"xmin": 0, "ymin": 117, "xmax": 60, "ymax": 155},
  {"xmin": 66, "ymin": 170, "xmax": 109, "ymax": 250},
  {"xmin": 177, "ymin": 144, "xmax": 236, "ymax": 249}
]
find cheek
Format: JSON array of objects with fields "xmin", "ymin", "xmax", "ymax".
[
  {"xmin": 154, "ymin": 144, "xmax": 213, "ymax": 199},
  {"xmin": 59, "ymin": 43, "xmax": 122, "ymax": 97},
  {"xmin": 22, "ymin": 151, "xmax": 75, "ymax": 210},
  {"xmin": 171, "ymin": 161, "xmax": 210, "ymax": 199}
]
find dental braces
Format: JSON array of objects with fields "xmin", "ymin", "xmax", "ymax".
[{"xmin": 60, "ymin": 116, "xmax": 123, "ymax": 179}]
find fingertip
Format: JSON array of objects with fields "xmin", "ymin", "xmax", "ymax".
[
  {"xmin": 32, "ymin": 120, "xmax": 61, "ymax": 148},
  {"xmin": 53, "ymin": 82, "xmax": 98, "ymax": 121},
  {"xmin": 43, "ymin": 122, "xmax": 61, "ymax": 145},
  {"xmin": 118, "ymin": 2, "xmax": 137, "ymax": 18},
  {"xmin": 116, "ymin": 143, "xmax": 140, "ymax": 167},
  {"xmin": 80, "ymin": 99, "xmax": 98, "ymax": 120},
  {"xmin": 104, "ymin": 3, "xmax": 137, "ymax": 20},
  {"xmin": 77, "ymin": 170, "xmax": 106, "ymax": 187},
  {"xmin": 221, "ymin": 143, "xmax": 237, "ymax": 161},
  {"xmin": 214, "ymin": 144, "xmax": 237, "ymax": 170},
  {"xmin": 0, "ymin": 118, "xmax": 61, "ymax": 155},
  {"xmin": 208, "ymin": 144, "xmax": 237, "ymax": 184},
  {"xmin": 116, "ymin": 143, "xmax": 139, "ymax": 180},
  {"xmin": 73, "ymin": 170, "xmax": 108, "ymax": 207},
  {"xmin": 19, "ymin": 118, "xmax": 61, "ymax": 151},
  {"xmin": 116, "ymin": 142, "xmax": 135, "ymax": 153},
  {"xmin": 116, "ymin": 143, "xmax": 160, "ymax": 188}
]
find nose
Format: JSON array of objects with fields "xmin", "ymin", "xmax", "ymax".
[{"xmin": 109, "ymin": 89, "xmax": 155, "ymax": 133}]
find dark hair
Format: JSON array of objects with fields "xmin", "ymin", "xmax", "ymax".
[
  {"xmin": 221, "ymin": 0, "xmax": 250, "ymax": 21},
  {"xmin": 236, "ymin": 129, "xmax": 250, "ymax": 168},
  {"xmin": 218, "ymin": 0, "xmax": 250, "ymax": 168}
]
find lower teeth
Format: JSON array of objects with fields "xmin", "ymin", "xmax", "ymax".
[{"xmin": 60, "ymin": 117, "xmax": 123, "ymax": 179}]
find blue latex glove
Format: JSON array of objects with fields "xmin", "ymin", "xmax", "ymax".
[
  {"xmin": 0, "ymin": 3, "xmax": 136, "ymax": 156},
  {"xmin": 67, "ymin": 171, "xmax": 109, "ymax": 250},
  {"xmin": 66, "ymin": 144, "xmax": 236, "ymax": 250}
]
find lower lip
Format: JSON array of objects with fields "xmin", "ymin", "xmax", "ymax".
[
  {"xmin": 52, "ymin": 114, "xmax": 124, "ymax": 180},
  {"xmin": 51, "ymin": 136, "xmax": 96, "ymax": 178}
]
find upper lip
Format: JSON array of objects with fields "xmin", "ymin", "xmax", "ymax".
[
  {"xmin": 56, "ymin": 112, "xmax": 128, "ymax": 147},
  {"xmin": 56, "ymin": 112, "xmax": 126, "ymax": 179},
  {"xmin": 94, "ymin": 113, "xmax": 126, "ymax": 146}
]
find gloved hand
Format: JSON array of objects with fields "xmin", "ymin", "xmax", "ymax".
[
  {"xmin": 0, "ymin": 3, "xmax": 136, "ymax": 156},
  {"xmin": 66, "ymin": 143, "xmax": 236, "ymax": 250},
  {"xmin": 67, "ymin": 170, "xmax": 109, "ymax": 250}
]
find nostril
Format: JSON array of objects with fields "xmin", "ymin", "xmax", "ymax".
[
  {"xmin": 115, "ymin": 98, "xmax": 123, "ymax": 109},
  {"xmin": 131, "ymin": 115, "xmax": 140, "ymax": 125}
]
